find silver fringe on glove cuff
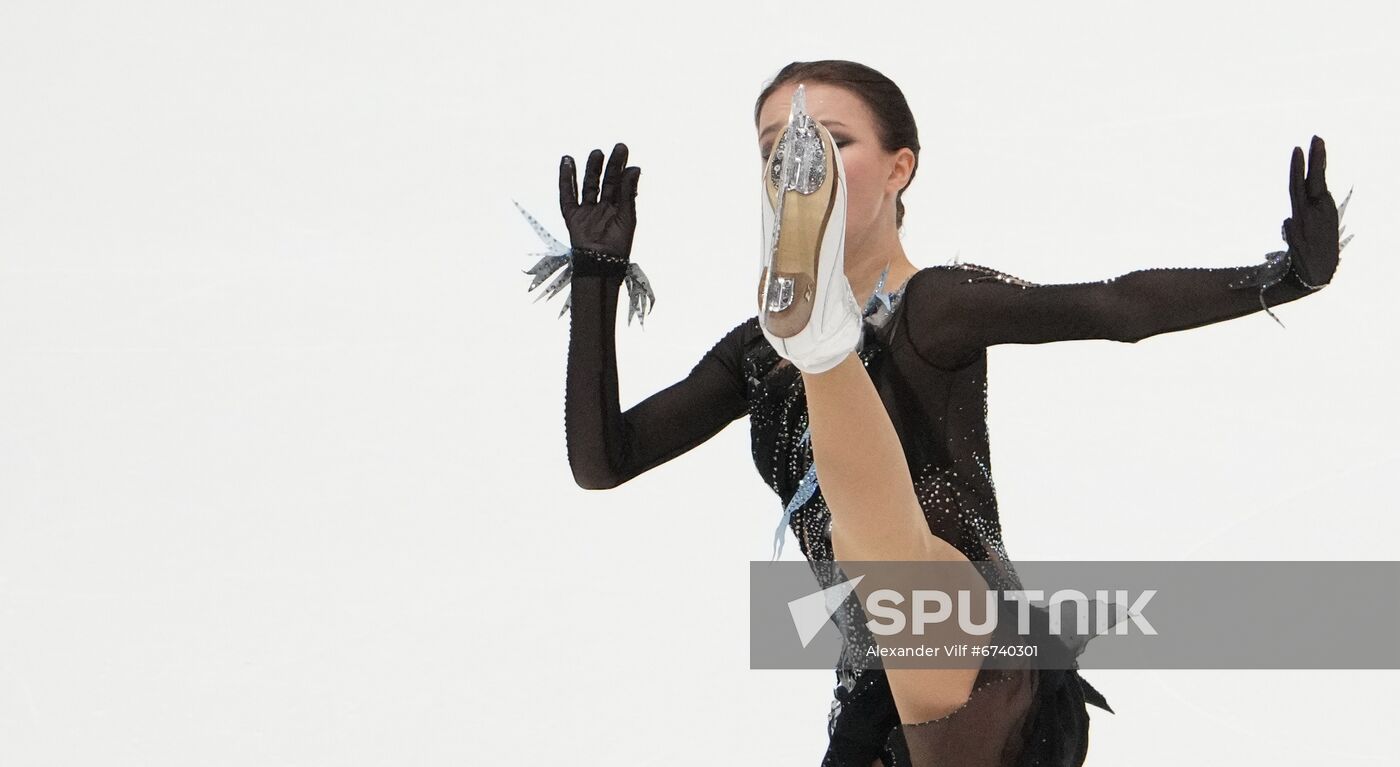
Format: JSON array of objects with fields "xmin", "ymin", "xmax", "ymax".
[{"xmin": 512, "ymin": 199, "xmax": 657, "ymax": 326}]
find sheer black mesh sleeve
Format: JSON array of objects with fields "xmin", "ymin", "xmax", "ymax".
[
  {"xmin": 563, "ymin": 268, "xmax": 751, "ymax": 490},
  {"xmin": 902, "ymin": 259, "xmax": 1321, "ymax": 369}
]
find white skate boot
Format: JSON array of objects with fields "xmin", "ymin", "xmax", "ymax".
[{"xmin": 757, "ymin": 83, "xmax": 863, "ymax": 374}]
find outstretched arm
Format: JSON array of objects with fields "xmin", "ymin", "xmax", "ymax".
[{"xmin": 905, "ymin": 136, "xmax": 1349, "ymax": 368}]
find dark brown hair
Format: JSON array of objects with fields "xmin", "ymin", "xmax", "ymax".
[{"xmin": 753, "ymin": 60, "xmax": 921, "ymax": 231}]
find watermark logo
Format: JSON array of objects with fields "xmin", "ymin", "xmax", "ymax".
[
  {"xmin": 751, "ymin": 560, "xmax": 1400, "ymax": 670},
  {"xmin": 789, "ymin": 574, "xmax": 865, "ymax": 648}
]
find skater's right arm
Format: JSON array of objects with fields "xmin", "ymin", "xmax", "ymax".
[
  {"xmin": 565, "ymin": 270, "xmax": 750, "ymax": 489},
  {"xmin": 558, "ymin": 143, "xmax": 750, "ymax": 490}
]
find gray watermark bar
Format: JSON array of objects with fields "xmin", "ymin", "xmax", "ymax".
[{"xmin": 749, "ymin": 560, "xmax": 1400, "ymax": 670}]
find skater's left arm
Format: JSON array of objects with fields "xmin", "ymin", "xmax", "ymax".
[{"xmin": 904, "ymin": 136, "xmax": 1349, "ymax": 368}]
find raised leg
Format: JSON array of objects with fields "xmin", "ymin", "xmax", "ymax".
[{"xmin": 802, "ymin": 353, "xmax": 991, "ymax": 724}]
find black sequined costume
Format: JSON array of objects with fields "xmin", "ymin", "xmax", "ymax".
[{"xmin": 561, "ymin": 250, "xmax": 1325, "ymax": 766}]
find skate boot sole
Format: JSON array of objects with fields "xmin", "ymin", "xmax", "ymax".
[{"xmin": 758, "ymin": 120, "xmax": 839, "ymax": 339}]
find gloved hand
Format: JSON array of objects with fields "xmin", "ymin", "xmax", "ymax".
[
  {"xmin": 1283, "ymin": 135, "xmax": 1347, "ymax": 289},
  {"xmin": 559, "ymin": 142, "xmax": 642, "ymax": 276}
]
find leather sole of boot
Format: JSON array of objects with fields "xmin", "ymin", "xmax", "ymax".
[{"xmin": 758, "ymin": 121, "xmax": 839, "ymax": 339}]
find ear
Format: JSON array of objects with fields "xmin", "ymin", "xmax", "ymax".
[{"xmin": 886, "ymin": 147, "xmax": 916, "ymax": 196}]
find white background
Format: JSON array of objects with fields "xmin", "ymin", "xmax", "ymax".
[{"xmin": 1, "ymin": 1, "xmax": 1397, "ymax": 764}]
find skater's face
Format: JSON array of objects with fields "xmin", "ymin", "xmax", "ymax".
[{"xmin": 757, "ymin": 82, "xmax": 915, "ymax": 250}]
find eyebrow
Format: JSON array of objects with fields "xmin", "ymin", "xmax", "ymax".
[{"xmin": 759, "ymin": 119, "xmax": 848, "ymax": 145}]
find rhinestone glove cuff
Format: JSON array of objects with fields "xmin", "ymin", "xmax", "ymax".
[{"xmin": 514, "ymin": 200, "xmax": 656, "ymax": 326}]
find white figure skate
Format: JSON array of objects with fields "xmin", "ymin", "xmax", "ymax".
[{"xmin": 757, "ymin": 84, "xmax": 863, "ymax": 374}]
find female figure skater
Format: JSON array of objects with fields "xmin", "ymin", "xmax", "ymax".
[{"xmin": 524, "ymin": 60, "xmax": 1350, "ymax": 766}]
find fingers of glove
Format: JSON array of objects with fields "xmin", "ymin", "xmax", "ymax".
[
  {"xmin": 581, "ymin": 148, "xmax": 605, "ymax": 205},
  {"xmin": 559, "ymin": 155, "xmax": 579, "ymax": 218},
  {"xmin": 619, "ymin": 166, "xmax": 641, "ymax": 228},
  {"xmin": 600, "ymin": 142, "xmax": 629, "ymax": 206},
  {"xmin": 1289, "ymin": 146, "xmax": 1306, "ymax": 224},
  {"xmin": 1306, "ymin": 135, "xmax": 1327, "ymax": 200}
]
